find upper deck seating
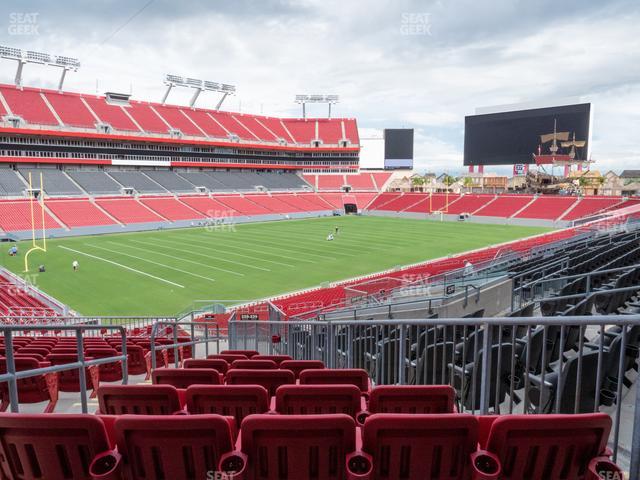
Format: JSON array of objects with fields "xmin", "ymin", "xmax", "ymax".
[
  {"xmin": 0, "ymin": 168, "xmax": 26, "ymax": 196},
  {"xmin": 18, "ymin": 168, "xmax": 83, "ymax": 195},
  {"xmin": 65, "ymin": 170, "xmax": 123, "ymax": 194},
  {"xmin": 143, "ymin": 170, "xmax": 196, "ymax": 192},
  {"xmin": 107, "ymin": 171, "xmax": 166, "ymax": 193}
]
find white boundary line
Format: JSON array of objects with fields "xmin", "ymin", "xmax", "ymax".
[{"xmin": 59, "ymin": 246, "xmax": 185, "ymax": 288}]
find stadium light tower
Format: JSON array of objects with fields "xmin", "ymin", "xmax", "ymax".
[
  {"xmin": 0, "ymin": 45, "xmax": 80, "ymax": 90},
  {"xmin": 295, "ymin": 94, "xmax": 339, "ymax": 119},
  {"xmin": 162, "ymin": 74, "xmax": 236, "ymax": 109}
]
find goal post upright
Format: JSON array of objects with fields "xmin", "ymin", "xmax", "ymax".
[{"xmin": 23, "ymin": 172, "xmax": 47, "ymax": 272}]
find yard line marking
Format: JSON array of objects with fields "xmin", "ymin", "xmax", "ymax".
[
  {"xmin": 115, "ymin": 240, "xmax": 248, "ymax": 275},
  {"xmin": 105, "ymin": 241, "xmax": 245, "ymax": 277},
  {"xmin": 138, "ymin": 237, "xmax": 297, "ymax": 268},
  {"xmin": 59, "ymin": 246, "xmax": 185, "ymax": 288},
  {"xmin": 86, "ymin": 244, "xmax": 219, "ymax": 282},
  {"xmin": 126, "ymin": 239, "xmax": 271, "ymax": 272}
]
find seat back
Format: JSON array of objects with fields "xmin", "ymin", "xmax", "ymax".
[
  {"xmin": 226, "ymin": 369, "xmax": 295, "ymax": 396},
  {"xmin": 0, "ymin": 413, "xmax": 110, "ymax": 480},
  {"xmin": 279, "ymin": 360, "xmax": 325, "ymax": 379},
  {"xmin": 184, "ymin": 358, "xmax": 229, "ymax": 374},
  {"xmin": 221, "ymin": 349, "xmax": 259, "ymax": 358},
  {"xmin": 361, "ymin": 414, "xmax": 478, "ymax": 480},
  {"xmin": 368, "ymin": 385, "xmax": 455, "ymax": 414},
  {"xmin": 299, "ymin": 368, "xmax": 370, "ymax": 393},
  {"xmin": 485, "ymin": 413, "xmax": 612, "ymax": 480},
  {"xmin": 252, "ymin": 354, "xmax": 293, "ymax": 365},
  {"xmin": 98, "ymin": 385, "xmax": 182, "ymax": 415},
  {"xmin": 231, "ymin": 359, "xmax": 278, "ymax": 370},
  {"xmin": 186, "ymin": 385, "xmax": 269, "ymax": 422},
  {"xmin": 115, "ymin": 415, "xmax": 234, "ymax": 480},
  {"xmin": 275, "ymin": 384, "xmax": 362, "ymax": 418},
  {"xmin": 239, "ymin": 414, "xmax": 356, "ymax": 480},
  {"xmin": 208, "ymin": 353, "xmax": 248, "ymax": 363},
  {"xmin": 152, "ymin": 368, "xmax": 221, "ymax": 388}
]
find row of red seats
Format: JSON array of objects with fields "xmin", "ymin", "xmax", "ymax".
[{"xmin": 0, "ymin": 410, "xmax": 620, "ymax": 479}]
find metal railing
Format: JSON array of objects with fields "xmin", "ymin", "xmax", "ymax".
[
  {"xmin": 229, "ymin": 315, "xmax": 640, "ymax": 474},
  {"xmin": 0, "ymin": 324, "xmax": 128, "ymax": 414},
  {"xmin": 149, "ymin": 320, "xmax": 225, "ymax": 369}
]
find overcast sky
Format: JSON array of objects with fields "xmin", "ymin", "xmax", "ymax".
[{"xmin": 1, "ymin": 0, "xmax": 638, "ymax": 174}]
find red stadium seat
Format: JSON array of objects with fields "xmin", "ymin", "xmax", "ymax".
[
  {"xmin": 0, "ymin": 357, "xmax": 58, "ymax": 413},
  {"xmin": 208, "ymin": 353, "xmax": 249, "ymax": 363},
  {"xmin": 366, "ymin": 385, "xmax": 456, "ymax": 415},
  {"xmin": 186, "ymin": 385, "xmax": 270, "ymax": 423},
  {"xmin": 115, "ymin": 344, "xmax": 147, "ymax": 376},
  {"xmin": 97, "ymin": 385, "xmax": 182, "ymax": 415},
  {"xmin": 184, "ymin": 358, "xmax": 229, "ymax": 374},
  {"xmin": 151, "ymin": 368, "xmax": 221, "ymax": 388},
  {"xmin": 231, "ymin": 359, "xmax": 278, "ymax": 370},
  {"xmin": 90, "ymin": 415, "xmax": 235, "ymax": 480},
  {"xmin": 350, "ymin": 414, "xmax": 489, "ymax": 480},
  {"xmin": 225, "ymin": 369, "xmax": 295, "ymax": 396},
  {"xmin": 275, "ymin": 384, "xmax": 366, "ymax": 420},
  {"xmin": 45, "ymin": 353, "xmax": 100, "ymax": 396},
  {"xmin": 220, "ymin": 414, "xmax": 358, "ymax": 479},
  {"xmin": 252, "ymin": 354, "xmax": 293, "ymax": 365},
  {"xmin": 221, "ymin": 349, "xmax": 259, "ymax": 358},
  {"xmin": 0, "ymin": 413, "xmax": 111, "ymax": 480},
  {"xmin": 482, "ymin": 413, "xmax": 623, "ymax": 480},
  {"xmin": 85, "ymin": 347, "xmax": 123, "ymax": 382},
  {"xmin": 299, "ymin": 368, "xmax": 371, "ymax": 395},
  {"xmin": 279, "ymin": 359, "xmax": 325, "ymax": 379}
]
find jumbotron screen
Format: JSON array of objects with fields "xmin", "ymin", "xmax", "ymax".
[
  {"xmin": 384, "ymin": 128, "xmax": 414, "ymax": 169},
  {"xmin": 464, "ymin": 103, "xmax": 591, "ymax": 166}
]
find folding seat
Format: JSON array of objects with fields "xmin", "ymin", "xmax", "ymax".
[
  {"xmin": 97, "ymin": 384, "xmax": 182, "ymax": 415},
  {"xmin": 348, "ymin": 414, "xmax": 491, "ymax": 480},
  {"xmin": 90, "ymin": 415, "xmax": 235, "ymax": 480},
  {"xmin": 0, "ymin": 357, "xmax": 59, "ymax": 413},
  {"xmin": 279, "ymin": 359, "xmax": 325, "ymax": 378},
  {"xmin": 184, "ymin": 358, "xmax": 229, "ymax": 374},
  {"xmin": 85, "ymin": 347, "xmax": 123, "ymax": 382},
  {"xmin": 481, "ymin": 413, "xmax": 622, "ymax": 480},
  {"xmin": 45, "ymin": 353, "xmax": 100, "ymax": 395},
  {"xmin": 186, "ymin": 385, "xmax": 270, "ymax": 423},
  {"xmin": 51, "ymin": 347, "xmax": 80, "ymax": 354},
  {"xmin": 219, "ymin": 414, "xmax": 359, "ymax": 479},
  {"xmin": 252, "ymin": 354, "xmax": 293, "ymax": 365},
  {"xmin": 231, "ymin": 359, "xmax": 278, "ymax": 370},
  {"xmin": 17, "ymin": 346, "xmax": 51, "ymax": 358},
  {"xmin": 365, "ymin": 385, "xmax": 456, "ymax": 419},
  {"xmin": 275, "ymin": 384, "xmax": 366, "ymax": 421},
  {"xmin": 208, "ymin": 353, "xmax": 248, "ymax": 363},
  {"xmin": 299, "ymin": 368, "xmax": 371, "ymax": 396},
  {"xmin": 152, "ymin": 367, "xmax": 221, "ymax": 388},
  {"xmin": 115, "ymin": 343, "xmax": 147, "ymax": 376},
  {"xmin": 226, "ymin": 369, "xmax": 295, "ymax": 396},
  {"xmin": 0, "ymin": 413, "xmax": 111, "ymax": 480},
  {"xmin": 221, "ymin": 349, "xmax": 259, "ymax": 358}
]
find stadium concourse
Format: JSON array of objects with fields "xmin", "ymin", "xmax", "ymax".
[{"xmin": 0, "ymin": 83, "xmax": 639, "ymax": 479}]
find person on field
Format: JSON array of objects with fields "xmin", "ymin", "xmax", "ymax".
[
  {"xmin": 327, "ymin": 233, "xmax": 334, "ymax": 241},
  {"xmin": 8, "ymin": 245, "xmax": 17, "ymax": 256},
  {"xmin": 72, "ymin": 260, "xmax": 79, "ymax": 271}
]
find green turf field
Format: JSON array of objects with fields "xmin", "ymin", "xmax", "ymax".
[{"xmin": 0, "ymin": 216, "xmax": 551, "ymax": 316}]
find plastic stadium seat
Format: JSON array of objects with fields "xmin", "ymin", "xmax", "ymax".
[
  {"xmin": 45, "ymin": 353, "xmax": 100, "ymax": 395},
  {"xmin": 225, "ymin": 369, "xmax": 295, "ymax": 396},
  {"xmin": 186, "ymin": 385, "xmax": 270, "ymax": 423},
  {"xmin": 0, "ymin": 413, "xmax": 111, "ymax": 480},
  {"xmin": 208, "ymin": 353, "xmax": 249, "ymax": 363},
  {"xmin": 252, "ymin": 354, "xmax": 293, "ymax": 365},
  {"xmin": 220, "ymin": 414, "xmax": 359, "ymax": 479},
  {"xmin": 151, "ymin": 368, "xmax": 221, "ymax": 388},
  {"xmin": 184, "ymin": 358, "xmax": 229, "ymax": 374},
  {"xmin": 90, "ymin": 415, "xmax": 235, "ymax": 480},
  {"xmin": 367, "ymin": 385, "xmax": 456, "ymax": 415},
  {"xmin": 299, "ymin": 368, "xmax": 371, "ymax": 395},
  {"xmin": 85, "ymin": 347, "xmax": 123, "ymax": 382},
  {"xmin": 482, "ymin": 413, "xmax": 622, "ymax": 480},
  {"xmin": 115, "ymin": 344, "xmax": 147, "ymax": 376},
  {"xmin": 97, "ymin": 385, "xmax": 182, "ymax": 415},
  {"xmin": 221, "ymin": 349, "xmax": 259, "ymax": 358},
  {"xmin": 0, "ymin": 357, "xmax": 58, "ymax": 413},
  {"xmin": 351, "ymin": 413, "xmax": 490, "ymax": 480},
  {"xmin": 279, "ymin": 359, "xmax": 325, "ymax": 379},
  {"xmin": 231, "ymin": 359, "xmax": 278, "ymax": 370},
  {"xmin": 275, "ymin": 384, "xmax": 366, "ymax": 420}
]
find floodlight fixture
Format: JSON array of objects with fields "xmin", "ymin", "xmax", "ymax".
[
  {"xmin": 162, "ymin": 73, "xmax": 236, "ymax": 109},
  {"xmin": 294, "ymin": 94, "xmax": 340, "ymax": 118},
  {"xmin": 0, "ymin": 45, "xmax": 80, "ymax": 90}
]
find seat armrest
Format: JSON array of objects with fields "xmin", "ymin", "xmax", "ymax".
[
  {"xmin": 346, "ymin": 451, "xmax": 373, "ymax": 480},
  {"xmin": 470, "ymin": 450, "xmax": 501, "ymax": 480},
  {"xmin": 586, "ymin": 456, "xmax": 624, "ymax": 480},
  {"xmin": 219, "ymin": 451, "xmax": 248, "ymax": 480}
]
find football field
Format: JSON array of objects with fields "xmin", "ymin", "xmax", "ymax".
[{"xmin": 0, "ymin": 216, "xmax": 551, "ymax": 316}]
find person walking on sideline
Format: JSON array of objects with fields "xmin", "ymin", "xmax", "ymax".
[{"xmin": 72, "ymin": 260, "xmax": 79, "ymax": 271}]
